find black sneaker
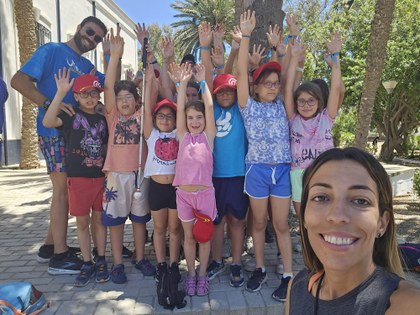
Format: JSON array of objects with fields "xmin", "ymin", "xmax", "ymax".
[
  {"xmin": 207, "ymin": 260, "xmax": 225, "ymax": 280},
  {"xmin": 272, "ymin": 276, "xmax": 291, "ymax": 302},
  {"xmin": 48, "ymin": 251, "xmax": 83, "ymax": 275},
  {"xmin": 37, "ymin": 245, "xmax": 81, "ymax": 263},
  {"xmin": 246, "ymin": 268, "xmax": 267, "ymax": 292},
  {"xmin": 155, "ymin": 262, "xmax": 168, "ymax": 283},
  {"xmin": 229, "ymin": 264, "xmax": 244, "ymax": 287},
  {"xmin": 37, "ymin": 244, "xmax": 54, "ymax": 263}
]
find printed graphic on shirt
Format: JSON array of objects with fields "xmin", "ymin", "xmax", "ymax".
[
  {"xmin": 216, "ymin": 111, "xmax": 233, "ymax": 137},
  {"xmin": 66, "ymin": 58, "xmax": 86, "ymax": 76},
  {"xmin": 72, "ymin": 113, "xmax": 107, "ymax": 167},
  {"xmin": 154, "ymin": 137, "xmax": 178, "ymax": 163},
  {"xmin": 114, "ymin": 116, "xmax": 140, "ymax": 144}
]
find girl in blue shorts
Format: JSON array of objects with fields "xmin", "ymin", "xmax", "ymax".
[{"xmin": 237, "ymin": 10, "xmax": 293, "ymax": 301}]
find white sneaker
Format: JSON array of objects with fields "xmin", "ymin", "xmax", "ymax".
[{"xmin": 222, "ymin": 238, "xmax": 232, "ymax": 258}]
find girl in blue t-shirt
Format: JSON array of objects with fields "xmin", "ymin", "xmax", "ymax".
[{"xmin": 237, "ymin": 10, "xmax": 293, "ymax": 301}]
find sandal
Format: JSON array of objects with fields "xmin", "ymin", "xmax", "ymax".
[
  {"xmin": 184, "ymin": 275, "xmax": 196, "ymax": 296},
  {"xmin": 196, "ymin": 275, "xmax": 209, "ymax": 296}
]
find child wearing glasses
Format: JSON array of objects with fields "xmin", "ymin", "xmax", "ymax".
[
  {"xmin": 142, "ymin": 65, "xmax": 182, "ymax": 285},
  {"xmin": 236, "ymin": 10, "xmax": 293, "ymax": 301},
  {"xmin": 102, "ymin": 29, "xmax": 154, "ymax": 284},
  {"xmin": 284, "ymin": 32, "xmax": 345, "ymax": 220},
  {"xmin": 43, "ymin": 70, "xmax": 109, "ymax": 287}
]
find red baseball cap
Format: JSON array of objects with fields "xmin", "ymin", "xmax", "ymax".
[
  {"xmin": 72, "ymin": 74, "xmax": 103, "ymax": 93},
  {"xmin": 153, "ymin": 98, "xmax": 177, "ymax": 114},
  {"xmin": 192, "ymin": 209, "xmax": 214, "ymax": 243},
  {"xmin": 252, "ymin": 61, "xmax": 281, "ymax": 84},
  {"xmin": 213, "ymin": 73, "xmax": 237, "ymax": 94}
]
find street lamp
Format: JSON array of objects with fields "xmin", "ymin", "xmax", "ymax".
[{"xmin": 382, "ymin": 80, "xmax": 398, "ymax": 161}]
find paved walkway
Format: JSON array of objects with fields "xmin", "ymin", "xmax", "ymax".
[{"xmin": 0, "ymin": 166, "xmax": 305, "ymax": 315}]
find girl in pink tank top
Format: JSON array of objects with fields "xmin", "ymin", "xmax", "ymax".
[{"xmin": 173, "ymin": 62, "xmax": 216, "ymax": 296}]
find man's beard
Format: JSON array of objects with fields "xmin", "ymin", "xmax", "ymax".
[{"xmin": 73, "ymin": 31, "xmax": 95, "ymax": 54}]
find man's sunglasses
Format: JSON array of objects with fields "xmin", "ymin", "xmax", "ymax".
[{"xmin": 85, "ymin": 28, "xmax": 103, "ymax": 44}]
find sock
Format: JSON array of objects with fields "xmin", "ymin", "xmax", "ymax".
[
  {"xmin": 83, "ymin": 260, "xmax": 93, "ymax": 266},
  {"xmin": 283, "ymin": 272, "xmax": 293, "ymax": 278},
  {"xmin": 53, "ymin": 251, "xmax": 69, "ymax": 260}
]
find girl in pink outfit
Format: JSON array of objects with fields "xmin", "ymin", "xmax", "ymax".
[
  {"xmin": 284, "ymin": 32, "xmax": 345, "ymax": 219},
  {"xmin": 172, "ymin": 63, "xmax": 216, "ymax": 296}
]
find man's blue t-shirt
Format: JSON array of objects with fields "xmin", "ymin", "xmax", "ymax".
[
  {"xmin": 213, "ymin": 101, "xmax": 247, "ymax": 177},
  {"xmin": 19, "ymin": 42, "xmax": 105, "ymax": 137}
]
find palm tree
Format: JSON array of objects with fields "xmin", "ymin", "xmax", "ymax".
[
  {"xmin": 14, "ymin": 0, "xmax": 39, "ymax": 169},
  {"xmin": 171, "ymin": 0, "xmax": 234, "ymax": 58},
  {"xmin": 354, "ymin": 0, "xmax": 396, "ymax": 151}
]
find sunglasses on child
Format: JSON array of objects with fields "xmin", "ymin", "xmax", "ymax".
[{"xmin": 85, "ymin": 28, "xmax": 103, "ymax": 44}]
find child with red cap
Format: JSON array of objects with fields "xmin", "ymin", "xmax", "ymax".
[
  {"xmin": 43, "ymin": 69, "xmax": 109, "ymax": 287},
  {"xmin": 236, "ymin": 10, "xmax": 294, "ymax": 300},
  {"xmin": 142, "ymin": 65, "xmax": 182, "ymax": 287}
]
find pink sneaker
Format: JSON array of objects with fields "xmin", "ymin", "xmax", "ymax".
[
  {"xmin": 184, "ymin": 275, "xmax": 196, "ymax": 296},
  {"xmin": 196, "ymin": 275, "xmax": 209, "ymax": 296}
]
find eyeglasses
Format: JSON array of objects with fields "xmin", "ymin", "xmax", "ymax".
[
  {"xmin": 155, "ymin": 113, "xmax": 175, "ymax": 121},
  {"xmin": 296, "ymin": 98, "xmax": 317, "ymax": 107},
  {"xmin": 216, "ymin": 89, "xmax": 235, "ymax": 96},
  {"xmin": 261, "ymin": 81, "xmax": 281, "ymax": 89},
  {"xmin": 78, "ymin": 90, "xmax": 100, "ymax": 99},
  {"xmin": 116, "ymin": 95, "xmax": 135, "ymax": 102},
  {"xmin": 85, "ymin": 28, "xmax": 103, "ymax": 44}
]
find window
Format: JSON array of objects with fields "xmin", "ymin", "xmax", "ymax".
[{"xmin": 35, "ymin": 22, "xmax": 51, "ymax": 48}]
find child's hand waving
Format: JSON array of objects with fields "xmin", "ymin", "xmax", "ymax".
[
  {"xmin": 109, "ymin": 27, "xmax": 124, "ymax": 59},
  {"xmin": 55, "ymin": 67, "xmax": 74, "ymax": 95},
  {"xmin": 194, "ymin": 64, "xmax": 206, "ymax": 82},
  {"xmin": 240, "ymin": 10, "xmax": 256, "ymax": 36}
]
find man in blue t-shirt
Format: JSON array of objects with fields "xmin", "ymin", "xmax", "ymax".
[{"xmin": 11, "ymin": 16, "xmax": 108, "ymax": 275}]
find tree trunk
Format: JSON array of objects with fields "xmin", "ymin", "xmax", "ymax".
[
  {"xmin": 354, "ymin": 0, "xmax": 396, "ymax": 152},
  {"xmin": 235, "ymin": 0, "xmax": 285, "ymax": 48},
  {"xmin": 14, "ymin": 0, "xmax": 39, "ymax": 169}
]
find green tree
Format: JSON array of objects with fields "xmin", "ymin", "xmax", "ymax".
[{"xmin": 171, "ymin": 0, "xmax": 234, "ymax": 57}]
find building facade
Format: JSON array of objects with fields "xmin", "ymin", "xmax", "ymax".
[{"xmin": 0, "ymin": 0, "xmax": 138, "ymax": 166}]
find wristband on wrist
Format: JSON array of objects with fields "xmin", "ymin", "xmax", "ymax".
[
  {"xmin": 104, "ymin": 54, "xmax": 110, "ymax": 63},
  {"xmin": 200, "ymin": 46, "xmax": 210, "ymax": 50},
  {"xmin": 214, "ymin": 65, "xmax": 224, "ymax": 69},
  {"xmin": 149, "ymin": 60, "xmax": 158, "ymax": 65},
  {"xmin": 277, "ymin": 53, "xmax": 286, "ymax": 58},
  {"xmin": 175, "ymin": 82, "xmax": 180, "ymax": 87},
  {"xmin": 328, "ymin": 52, "xmax": 340, "ymax": 63},
  {"xmin": 198, "ymin": 80, "xmax": 206, "ymax": 94},
  {"xmin": 284, "ymin": 34, "xmax": 298, "ymax": 45},
  {"xmin": 242, "ymin": 34, "xmax": 251, "ymax": 39},
  {"xmin": 296, "ymin": 67, "xmax": 304, "ymax": 72}
]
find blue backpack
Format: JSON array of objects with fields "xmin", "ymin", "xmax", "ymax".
[{"xmin": 0, "ymin": 282, "xmax": 49, "ymax": 315}]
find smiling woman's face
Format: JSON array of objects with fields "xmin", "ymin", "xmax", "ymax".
[{"xmin": 304, "ymin": 159, "xmax": 389, "ymax": 273}]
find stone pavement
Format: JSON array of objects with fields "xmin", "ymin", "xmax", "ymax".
[{"xmin": 0, "ymin": 166, "xmax": 305, "ymax": 315}]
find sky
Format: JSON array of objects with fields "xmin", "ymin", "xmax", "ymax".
[{"xmin": 113, "ymin": 0, "xmax": 178, "ymax": 26}]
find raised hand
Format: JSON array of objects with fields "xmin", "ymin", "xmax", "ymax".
[
  {"xmin": 125, "ymin": 68, "xmax": 134, "ymax": 81},
  {"xmin": 213, "ymin": 23, "xmax": 225, "ymax": 48},
  {"xmin": 198, "ymin": 22, "xmax": 213, "ymax": 47},
  {"xmin": 211, "ymin": 46, "xmax": 224, "ymax": 68},
  {"xmin": 325, "ymin": 32, "xmax": 342, "ymax": 67},
  {"xmin": 109, "ymin": 27, "xmax": 124, "ymax": 58},
  {"xmin": 276, "ymin": 32, "xmax": 287, "ymax": 56},
  {"xmin": 266, "ymin": 24, "xmax": 281, "ymax": 48},
  {"xmin": 145, "ymin": 44, "xmax": 156, "ymax": 63},
  {"xmin": 54, "ymin": 67, "xmax": 74, "ymax": 95},
  {"xmin": 194, "ymin": 63, "xmax": 206, "ymax": 82},
  {"xmin": 240, "ymin": 10, "xmax": 256, "ymax": 35},
  {"xmin": 168, "ymin": 62, "xmax": 181, "ymax": 84},
  {"xmin": 179, "ymin": 62, "xmax": 193, "ymax": 84},
  {"xmin": 230, "ymin": 25, "xmax": 242, "ymax": 44},
  {"xmin": 102, "ymin": 33, "xmax": 111, "ymax": 55},
  {"xmin": 291, "ymin": 38, "xmax": 305, "ymax": 59},
  {"xmin": 161, "ymin": 36, "xmax": 174, "ymax": 61},
  {"xmin": 286, "ymin": 13, "xmax": 299, "ymax": 35},
  {"xmin": 249, "ymin": 44, "xmax": 266, "ymax": 69},
  {"xmin": 134, "ymin": 22, "xmax": 149, "ymax": 47}
]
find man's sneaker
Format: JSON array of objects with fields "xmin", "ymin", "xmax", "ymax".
[
  {"xmin": 37, "ymin": 245, "xmax": 81, "ymax": 263},
  {"xmin": 276, "ymin": 254, "xmax": 284, "ymax": 274},
  {"xmin": 245, "ymin": 236, "xmax": 254, "ymax": 256},
  {"xmin": 155, "ymin": 262, "xmax": 168, "ymax": 283},
  {"xmin": 48, "ymin": 251, "xmax": 83, "ymax": 275},
  {"xmin": 196, "ymin": 275, "xmax": 209, "ymax": 296},
  {"xmin": 207, "ymin": 260, "xmax": 225, "ymax": 280},
  {"xmin": 229, "ymin": 264, "xmax": 244, "ymax": 287},
  {"xmin": 246, "ymin": 268, "xmax": 267, "ymax": 292},
  {"xmin": 95, "ymin": 260, "xmax": 110, "ymax": 283},
  {"xmin": 122, "ymin": 245, "xmax": 133, "ymax": 258},
  {"xmin": 74, "ymin": 263, "xmax": 95, "ymax": 287},
  {"xmin": 244, "ymin": 257, "xmax": 256, "ymax": 272},
  {"xmin": 134, "ymin": 258, "xmax": 156, "ymax": 276},
  {"xmin": 110, "ymin": 264, "xmax": 127, "ymax": 284},
  {"xmin": 37, "ymin": 244, "xmax": 54, "ymax": 263},
  {"xmin": 222, "ymin": 239, "xmax": 232, "ymax": 258},
  {"xmin": 272, "ymin": 276, "xmax": 291, "ymax": 302}
]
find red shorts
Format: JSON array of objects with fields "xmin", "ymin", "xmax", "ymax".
[{"xmin": 67, "ymin": 177, "xmax": 105, "ymax": 216}]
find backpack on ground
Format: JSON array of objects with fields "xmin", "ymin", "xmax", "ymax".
[
  {"xmin": 399, "ymin": 243, "xmax": 420, "ymax": 272},
  {"xmin": 156, "ymin": 263, "xmax": 186, "ymax": 310},
  {"xmin": 0, "ymin": 281, "xmax": 49, "ymax": 315}
]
